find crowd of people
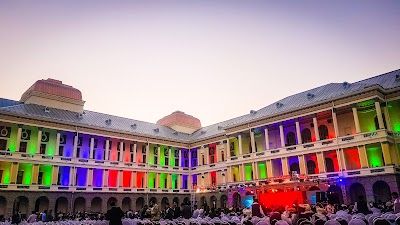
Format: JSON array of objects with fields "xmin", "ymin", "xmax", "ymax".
[{"xmin": 3, "ymin": 192, "xmax": 400, "ymax": 225}]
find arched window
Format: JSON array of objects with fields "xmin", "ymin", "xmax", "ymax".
[
  {"xmin": 290, "ymin": 163, "xmax": 300, "ymax": 174},
  {"xmin": 286, "ymin": 132, "xmax": 296, "ymax": 146},
  {"xmin": 318, "ymin": 125, "xmax": 329, "ymax": 140},
  {"xmin": 301, "ymin": 128, "xmax": 312, "ymax": 143},
  {"xmin": 325, "ymin": 158, "xmax": 335, "ymax": 172},
  {"xmin": 374, "ymin": 114, "xmax": 387, "ymax": 130},
  {"xmin": 307, "ymin": 160, "xmax": 316, "ymax": 174}
]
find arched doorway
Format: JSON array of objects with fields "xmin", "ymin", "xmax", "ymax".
[
  {"xmin": 286, "ymin": 132, "xmax": 296, "ymax": 146},
  {"xmin": 183, "ymin": 197, "xmax": 190, "ymax": 205},
  {"xmin": 136, "ymin": 197, "xmax": 144, "ymax": 210},
  {"xmin": 290, "ymin": 162, "xmax": 300, "ymax": 175},
  {"xmin": 13, "ymin": 196, "xmax": 29, "ymax": 215},
  {"xmin": 210, "ymin": 196, "xmax": 217, "ymax": 208},
  {"xmin": 220, "ymin": 195, "xmax": 228, "ymax": 208},
  {"xmin": 301, "ymin": 129, "xmax": 312, "ymax": 143},
  {"xmin": 173, "ymin": 197, "xmax": 179, "ymax": 206},
  {"xmin": 149, "ymin": 197, "xmax": 157, "ymax": 205},
  {"xmin": 349, "ymin": 183, "xmax": 366, "ymax": 203},
  {"xmin": 232, "ymin": 192, "xmax": 241, "ymax": 208},
  {"xmin": 91, "ymin": 197, "xmax": 102, "ymax": 213},
  {"xmin": 161, "ymin": 197, "xmax": 169, "ymax": 210},
  {"xmin": 55, "ymin": 197, "xmax": 68, "ymax": 213},
  {"xmin": 325, "ymin": 158, "xmax": 335, "ymax": 172},
  {"xmin": 318, "ymin": 125, "xmax": 329, "ymax": 140},
  {"xmin": 122, "ymin": 197, "xmax": 131, "ymax": 212},
  {"xmin": 107, "ymin": 197, "xmax": 118, "ymax": 210},
  {"xmin": 327, "ymin": 185, "xmax": 343, "ymax": 204},
  {"xmin": 373, "ymin": 181, "xmax": 391, "ymax": 203},
  {"xmin": 0, "ymin": 196, "xmax": 6, "ymax": 216},
  {"xmin": 307, "ymin": 160, "xmax": 317, "ymax": 174},
  {"xmin": 199, "ymin": 196, "xmax": 207, "ymax": 206},
  {"xmin": 74, "ymin": 197, "xmax": 86, "ymax": 213},
  {"xmin": 35, "ymin": 196, "xmax": 49, "ymax": 212}
]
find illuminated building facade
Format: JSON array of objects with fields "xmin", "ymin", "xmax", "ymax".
[{"xmin": 0, "ymin": 70, "xmax": 400, "ymax": 216}]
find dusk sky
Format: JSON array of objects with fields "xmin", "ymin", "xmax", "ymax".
[{"xmin": 0, "ymin": 1, "xmax": 399, "ymax": 126}]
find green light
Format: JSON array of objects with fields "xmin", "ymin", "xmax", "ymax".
[
  {"xmin": 46, "ymin": 130, "xmax": 57, "ymax": 156},
  {"xmin": 172, "ymin": 174, "xmax": 177, "ymax": 189},
  {"xmin": 8, "ymin": 124, "xmax": 18, "ymax": 152},
  {"xmin": 0, "ymin": 162, "xmax": 11, "ymax": 184},
  {"xmin": 148, "ymin": 172, "xmax": 155, "ymax": 188},
  {"xmin": 170, "ymin": 148, "xmax": 175, "ymax": 167},
  {"xmin": 258, "ymin": 163, "xmax": 267, "ymax": 179},
  {"xmin": 366, "ymin": 146, "xmax": 384, "ymax": 167},
  {"xmin": 19, "ymin": 163, "xmax": 33, "ymax": 185},
  {"xmin": 245, "ymin": 165, "xmax": 253, "ymax": 181},
  {"xmin": 160, "ymin": 173, "xmax": 166, "ymax": 188},
  {"xmin": 148, "ymin": 144, "xmax": 155, "ymax": 164},
  {"xmin": 40, "ymin": 164, "xmax": 53, "ymax": 185}
]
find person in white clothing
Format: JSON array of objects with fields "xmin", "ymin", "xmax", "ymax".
[{"xmin": 392, "ymin": 192, "xmax": 400, "ymax": 213}]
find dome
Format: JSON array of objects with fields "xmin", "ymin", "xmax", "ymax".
[{"xmin": 157, "ymin": 111, "xmax": 202, "ymax": 134}]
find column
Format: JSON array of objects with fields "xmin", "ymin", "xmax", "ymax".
[
  {"xmin": 279, "ymin": 123, "xmax": 285, "ymax": 147},
  {"xmin": 264, "ymin": 128, "xmax": 270, "ymax": 150},
  {"xmin": 169, "ymin": 148, "xmax": 172, "ymax": 166},
  {"xmin": 143, "ymin": 172, "xmax": 148, "ymax": 188},
  {"xmin": 103, "ymin": 169, "xmax": 109, "ymax": 187},
  {"xmin": 227, "ymin": 166, "xmax": 232, "ymax": 183},
  {"xmin": 197, "ymin": 149, "xmax": 201, "ymax": 166},
  {"xmin": 167, "ymin": 174, "xmax": 172, "ymax": 188},
  {"xmin": 145, "ymin": 144, "xmax": 150, "ymax": 163},
  {"xmin": 156, "ymin": 173, "xmax": 160, "ymax": 188},
  {"xmin": 16, "ymin": 125, "xmax": 22, "ymax": 151},
  {"xmin": 338, "ymin": 149, "xmax": 347, "ymax": 170},
  {"xmin": 313, "ymin": 115, "xmax": 320, "ymax": 141},
  {"xmin": 299, "ymin": 155, "xmax": 307, "ymax": 175},
  {"xmin": 178, "ymin": 174, "xmax": 182, "ymax": 189},
  {"xmin": 188, "ymin": 174, "xmax": 192, "ymax": 189},
  {"xmin": 10, "ymin": 162, "xmax": 18, "ymax": 184},
  {"xmin": 132, "ymin": 143, "xmax": 137, "ymax": 163},
  {"xmin": 89, "ymin": 137, "xmax": 95, "ymax": 159},
  {"xmin": 73, "ymin": 135, "xmax": 79, "ymax": 158},
  {"xmin": 375, "ymin": 100, "xmax": 385, "ymax": 129},
  {"xmin": 241, "ymin": 164, "xmax": 246, "ymax": 181},
  {"xmin": 282, "ymin": 157, "xmax": 289, "ymax": 176},
  {"xmin": 215, "ymin": 145, "xmax": 219, "ymax": 162},
  {"xmin": 118, "ymin": 170, "xmax": 123, "ymax": 187},
  {"xmin": 226, "ymin": 139, "xmax": 231, "ymax": 158},
  {"xmin": 204, "ymin": 147, "xmax": 209, "ymax": 165},
  {"xmin": 31, "ymin": 164, "xmax": 40, "ymax": 185},
  {"xmin": 238, "ymin": 135, "xmax": 243, "ymax": 155},
  {"xmin": 36, "ymin": 128, "xmax": 43, "ymax": 154},
  {"xmin": 105, "ymin": 140, "xmax": 110, "ymax": 160},
  {"xmin": 188, "ymin": 149, "xmax": 192, "ymax": 167},
  {"xmin": 55, "ymin": 132, "xmax": 61, "ymax": 156},
  {"xmin": 358, "ymin": 145, "xmax": 369, "ymax": 168},
  {"xmin": 352, "ymin": 104, "xmax": 361, "ymax": 133},
  {"xmin": 266, "ymin": 160, "xmax": 273, "ymax": 178},
  {"xmin": 69, "ymin": 167, "xmax": 75, "ymax": 186},
  {"xmin": 119, "ymin": 142, "xmax": 124, "ymax": 162},
  {"xmin": 87, "ymin": 168, "xmax": 93, "ymax": 186},
  {"xmin": 382, "ymin": 142, "xmax": 393, "ymax": 165},
  {"xmin": 157, "ymin": 146, "xmax": 161, "ymax": 165},
  {"xmin": 316, "ymin": 152, "xmax": 326, "ymax": 173},
  {"xmin": 250, "ymin": 130, "xmax": 256, "ymax": 152},
  {"xmin": 131, "ymin": 171, "xmax": 136, "ymax": 188},
  {"xmin": 254, "ymin": 162, "xmax": 259, "ymax": 179},
  {"xmin": 332, "ymin": 109, "xmax": 339, "ymax": 138},
  {"xmin": 295, "ymin": 119, "xmax": 302, "ymax": 144},
  {"xmin": 51, "ymin": 165, "xmax": 59, "ymax": 185}
]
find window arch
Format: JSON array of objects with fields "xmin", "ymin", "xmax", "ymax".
[
  {"xmin": 307, "ymin": 160, "xmax": 316, "ymax": 174},
  {"xmin": 286, "ymin": 132, "xmax": 296, "ymax": 146},
  {"xmin": 301, "ymin": 128, "xmax": 312, "ymax": 143},
  {"xmin": 318, "ymin": 125, "xmax": 329, "ymax": 140},
  {"xmin": 325, "ymin": 158, "xmax": 335, "ymax": 172}
]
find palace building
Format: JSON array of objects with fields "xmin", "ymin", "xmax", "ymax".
[{"xmin": 0, "ymin": 69, "xmax": 400, "ymax": 216}]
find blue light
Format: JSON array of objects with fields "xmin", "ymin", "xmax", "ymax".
[{"xmin": 242, "ymin": 195, "xmax": 254, "ymax": 208}]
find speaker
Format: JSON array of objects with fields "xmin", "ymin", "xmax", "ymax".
[{"xmin": 0, "ymin": 126, "xmax": 11, "ymax": 138}]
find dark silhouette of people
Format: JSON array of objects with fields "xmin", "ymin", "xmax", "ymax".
[{"xmin": 105, "ymin": 202, "xmax": 124, "ymax": 225}]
